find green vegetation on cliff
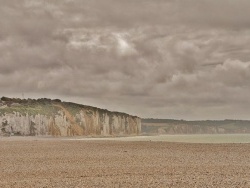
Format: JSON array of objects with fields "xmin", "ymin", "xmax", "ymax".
[
  {"xmin": 0, "ymin": 97, "xmax": 61, "ymax": 116},
  {"xmin": 0, "ymin": 97, "xmax": 139, "ymax": 118}
]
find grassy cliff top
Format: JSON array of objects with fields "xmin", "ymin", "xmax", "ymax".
[{"xmin": 0, "ymin": 97, "xmax": 139, "ymax": 118}]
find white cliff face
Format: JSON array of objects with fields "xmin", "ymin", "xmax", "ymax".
[
  {"xmin": 0, "ymin": 100, "xmax": 141, "ymax": 136},
  {"xmin": 0, "ymin": 113, "xmax": 49, "ymax": 136}
]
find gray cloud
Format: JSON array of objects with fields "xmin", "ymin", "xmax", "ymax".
[
  {"xmin": 1, "ymin": 0, "xmax": 250, "ymax": 119},
  {"xmin": 177, "ymin": 0, "xmax": 250, "ymax": 29}
]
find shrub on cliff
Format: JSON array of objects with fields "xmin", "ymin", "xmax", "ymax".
[
  {"xmin": 1, "ymin": 97, "xmax": 12, "ymax": 101},
  {"xmin": 52, "ymin": 99, "xmax": 61, "ymax": 103}
]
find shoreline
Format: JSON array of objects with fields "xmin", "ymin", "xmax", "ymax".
[{"xmin": 1, "ymin": 134, "xmax": 250, "ymax": 143}]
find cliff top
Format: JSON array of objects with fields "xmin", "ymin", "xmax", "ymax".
[{"xmin": 0, "ymin": 96, "xmax": 139, "ymax": 118}]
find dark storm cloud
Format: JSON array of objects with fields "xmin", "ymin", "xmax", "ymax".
[{"xmin": 1, "ymin": 0, "xmax": 250, "ymax": 119}]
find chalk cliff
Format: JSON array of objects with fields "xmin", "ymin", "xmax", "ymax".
[{"xmin": 0, "ymin": 97, "xmax": 141, "ymax": 136}]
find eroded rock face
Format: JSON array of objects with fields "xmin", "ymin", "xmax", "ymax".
[{"xmin": 0, "ymin": 98, "xmax": 141, "ymax": 136}]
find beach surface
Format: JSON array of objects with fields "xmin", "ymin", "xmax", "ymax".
[{"xmin": 0, "ymin": 136, "xmax": 250, "ymax": 187}]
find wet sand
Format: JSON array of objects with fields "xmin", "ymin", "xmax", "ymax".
[
  {"xmin": 66, "ymin": 134, "xmax": 250, "ymax": 143},
  {"xmin": 0, "ymin": 138, "xmax": 250, "ymax": 187}
]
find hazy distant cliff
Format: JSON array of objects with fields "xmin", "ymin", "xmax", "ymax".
[
  {"xmin": 142, "ymin": 119, "xmax": 250, "ymax": 134},
  {"xmin": 0, "ymin": 97, "xmax": 141, "ymax": 136}
]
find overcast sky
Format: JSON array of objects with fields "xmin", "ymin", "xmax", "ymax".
[{"xmin": 1, "ymin": 0, "xmax": 250, "ymax": 120}]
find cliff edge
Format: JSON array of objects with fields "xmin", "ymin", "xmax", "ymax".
[{"xmin": 0, "ymin": 97, "xmax": 141, "ymax": 136}]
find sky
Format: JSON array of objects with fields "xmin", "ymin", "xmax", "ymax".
[{"xmin": 1, "ymin": 0, "xmax": 250, "ymax": 120}]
